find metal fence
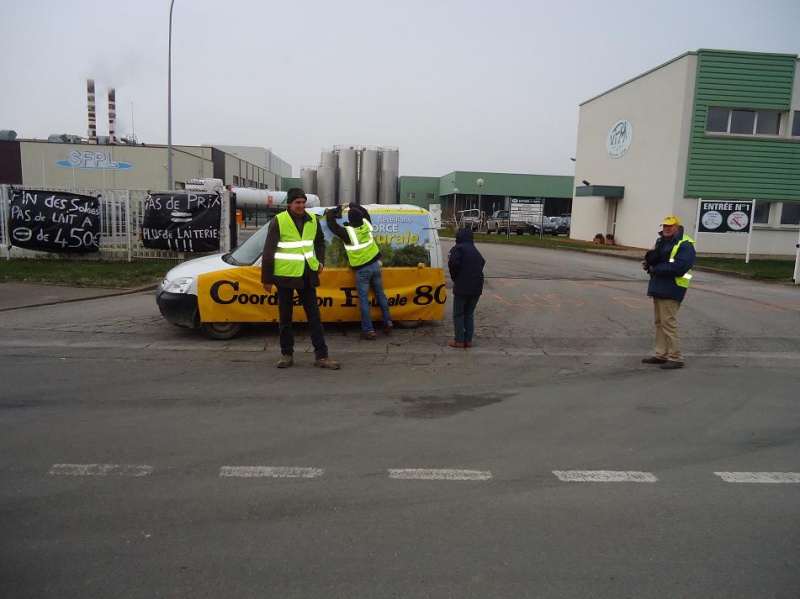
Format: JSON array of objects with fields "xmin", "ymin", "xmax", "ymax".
[{"xmin": 0, "ymin": 185, "xmax": 231, "ymax": 262}]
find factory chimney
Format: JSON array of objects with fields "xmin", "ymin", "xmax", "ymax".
[
  {"xmin": 108, "ymin": 87, "xmax": 117, "ymax": 144},
  {"xmin": 86, "ymin": 79, "xmax": 97, "ymax": 144}
]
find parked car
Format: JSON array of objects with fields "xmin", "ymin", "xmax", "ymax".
[
  {"xmin": 487, "ymin": 210, "xmax": 527, "ymax": 234},
  {"xmin": 457, "ymin": 209, "xmax": 483, "ymax": 231},
  {"xmin": 554, "ymin": 216, "xmax": 571, "ymax": 235},
  {"xmin": 527, "ymin": 216, "xmax": 558, "ymax": 236}
]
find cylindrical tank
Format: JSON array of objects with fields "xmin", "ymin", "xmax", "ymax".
[
  {"xmin": 337, "ymin": 148, "xmax": 357, "ymax": 204},
  {"xmin": 320, "ymin": 151, "xmax": 337, "ymax": 168},
  {"xmin": 359, "ymin": 149, "xmax": 379, "ymax": 204},
  {"xmin": 300, "ymin": 167, "xmax": 318, "ymax": 194},
  {"xmin": 317, "ymin": 166, "xmax": 336, "ymax": 207},
  {"xmin": 231, "ymin": 188, "xmax": 320, "ymax": 208},
  {"xmin": 379, "ymin": 149, "xmax": 399, "ymax": 204}
]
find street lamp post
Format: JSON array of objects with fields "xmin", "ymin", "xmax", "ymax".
[
  {"xmin": 452, "ymin": 187, "xmax": 459, "ymax": 229},
  {"xmin": 476, "ymin": 178, "xmax": 484, "ymax": 230},
  {"xmin": 167, "ymin": 0, "xmax": 175, "ymax": 190}
]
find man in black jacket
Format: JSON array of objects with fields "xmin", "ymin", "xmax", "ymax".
[{"xmin": 447, "ymin": 227, "xmax": 486, "ymax": 348}]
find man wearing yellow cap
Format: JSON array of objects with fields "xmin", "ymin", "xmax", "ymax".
[{"xmin": 641, "ymin": 215, "xmax": 695, "ymax": 369}]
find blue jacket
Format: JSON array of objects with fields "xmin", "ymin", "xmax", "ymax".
[
  {"xmin": 647, "ymin": 228, "xmax": 696, "ymax": 302},
  {"xmin": 448, "ymin": 228, "xmax": 485, "ymax": 296}
]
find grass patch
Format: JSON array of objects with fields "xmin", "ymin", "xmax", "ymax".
[
  {"xmin": 0, "ymin": 259, "xmax": 173, "ymax": 288},
  {"xmin": 694, "ymin": 257, "xmax": 794, "ymax": 281}
]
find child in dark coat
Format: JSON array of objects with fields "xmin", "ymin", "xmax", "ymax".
[{"xmin": 447, "ymin": 228, "xmax": 486, "ymax": 348}]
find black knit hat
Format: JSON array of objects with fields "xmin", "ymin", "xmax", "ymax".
[
  {"xmin": 348, "ymin": 211, "xmax": 364, "ymax": 227},
  {"xmin": 286, "ymin": 188, "xmax": 307, "ymax": 203}
]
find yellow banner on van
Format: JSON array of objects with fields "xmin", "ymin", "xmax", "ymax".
[{"xmin": 198, "ymin": 266, "xmax": 447, "ymax": 323}]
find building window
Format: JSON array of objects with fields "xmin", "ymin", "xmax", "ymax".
[
  {"xmin": 425, "ymin": 193, "xmax": 435, "ymax": 200},
  {"xmin": 706, "ymin": 107, "xmax": 782, "ymax": 135},
  {"xmin": 779, "ymin": 202, "xmax": 800, "ymax": 225},
  {"xmin": 233, "ymin": 176, "xmax": 240, "ymax": 185},
  {"xmin": 754, "ymin": 201, "xmax": 771, "ymax": 224},
  {"xmin": 405, "ymin": 192, "xmax": 416, "ymax": 199},
  {"xmin": 706, "ymin": 107, "xmax": 729, "ymax": 132},
  {"xmin": 792, "ymin": 111, "xmax": 800, "ymax": 137}
]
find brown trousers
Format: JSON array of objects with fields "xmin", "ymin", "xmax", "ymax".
[{"xmin": 652, "ymin": 297, "xmax": 682, "ymax": 362}]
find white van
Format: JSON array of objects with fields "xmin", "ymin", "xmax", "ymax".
[{"xmin": 156, "ymin": 204, "xmax": 446, "ymax": 339}]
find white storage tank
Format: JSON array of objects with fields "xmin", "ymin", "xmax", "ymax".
[
  {"xmin": 300, "ymin": 167, "xmax": 318, "ymax": 194},
  {"xmin": 317, "ymin": 166, "xmax": 336, "ymax": 206},
  {"xmin": 320, "ymin": 150, "xmax": 337, "ymax": 168},
  {"xmin": 359, "ymin": 149, "xmax": 380, "ymax": 203},
  {"xmin": 337, "ymin": 148, "xmax": 358, "ymax": 204},
  {"xmin": 379, "ymin": 149, "xmax": 399, "ymax": 204}
]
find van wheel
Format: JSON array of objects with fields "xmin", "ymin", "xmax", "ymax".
[{"xmin": 201, "ymin": 321, "xmax": 243, "ymax": 340}]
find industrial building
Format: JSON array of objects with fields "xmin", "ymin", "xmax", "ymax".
[{"xmin": 571, "ymin": 49, "xmax": 800, "ymax": 256}]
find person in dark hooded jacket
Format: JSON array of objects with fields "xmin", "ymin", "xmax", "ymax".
[{"xmin": 447, "ymin": 227, "xmax": 486, "ymax": 348}]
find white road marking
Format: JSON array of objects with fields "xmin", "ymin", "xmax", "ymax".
[
  {"xmin": 219, "ymin": 466, "xmax": 324, "ymax": 478},
  {"xmin": 388, "ymin": 469, "xmax": 492, "ymax": 481},
  {"xmin": 715, "ymin": 472, "xmax": 800, "ymax": 484},
  {"xmin": 49, "ymin": 463, "xmax": 153, "ymax": 477},
  {"xmin": 553, "ymin": 470, "xmax": 658, "ymax": 483}
]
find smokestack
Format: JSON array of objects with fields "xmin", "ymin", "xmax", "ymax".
[
  {"xmin": 87, "ymin": 79, "xmax": 97, "ymax": 144},
  {"xmin": 108, "ymin": 87, "xmax": 117, "ymax": 144}
]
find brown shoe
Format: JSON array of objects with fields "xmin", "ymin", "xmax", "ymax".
[
  {"xmin": 383, "ymin": 322, "xmax": 394, "ymax": 335},
  {"xmin": 276, "ymin": 355, "xmax": 294, "ymax": 368},
  {"xmin": 464, "ymin": 341, "xmax": 473, "ymax": 348},
  {"xmin": 314, "ymin": 357, "xmax": 341, "ymax": 370},
  {"xmin": 359, "ymin": 331, "xmax": 377, "ymax": 340},
  {"xmin": 660, "ymin": 361, "xmax": 684, "ymax": 370},
  {"xmin": 641, "ymin": 356, "xmax": 668, "ymax": 364},
  {"xmin": 448, "ymin": 340, "xmax": 466, "ymax": 348}
]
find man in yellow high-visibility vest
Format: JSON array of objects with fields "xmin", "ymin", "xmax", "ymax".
[
  {"xmin": 326, "ymin": 202, "xmax": 393, "ymax": 340},
  {"xmin": 641, "ymin": 215, "xmax": 695, "ymax": 370},
  {"xmin": 261, "ymin": 188, "xmax": 340, "ymax": 370}
]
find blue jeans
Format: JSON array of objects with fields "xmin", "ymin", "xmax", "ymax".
[
  {"xmin": 355, "ymin": 261, "xmax": 392, "ymax": 333},
  {"xmin": 452, "ymin": 294, "xmax": 480, "ymax": 343}
]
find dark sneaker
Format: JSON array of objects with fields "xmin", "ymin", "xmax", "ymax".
[
  {"xmin": 359, "ymin": 331, "xmax": 377, "ymax": 340},
  {"xmin": 661, "ymin": 361, "xmax": 684, "ymax": 370},
  {"xmin": 448, "ymin": 340, "xmax": 466, "ymax": 348},
  {"xmin": 641, "ymin": 356, "xmax": 668, "ymax": 364},
  {"xmin": 276, "ymin": 355, "xmax": 294, "ymax": 368},
  {"xmin": 314, "ymin": 357, "xmax": 341, "ymax": 370},
  {"xmin": 383, "ymin": 322, "xmax": 394, "ymax": 335}
]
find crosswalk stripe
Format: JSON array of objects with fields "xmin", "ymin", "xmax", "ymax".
[
  {"xmin": 388, "ymin": 469, "xmax": 492, "ymax": 481},
  {"xmin": 48, "ymin": 463, "xmax": 153, "ymax": 477},
  {"xmin": 714, "ymin": 472, "xmax": 800, "ymax": 483},
  {"xmin": 219, "ymin": 466, "xmax": 324, "ymax": 478},
  {"xmin": 552, "ymin": 470, "xmax": 658, "ymax": 482}
]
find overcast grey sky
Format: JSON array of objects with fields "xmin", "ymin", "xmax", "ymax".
[{"xmin": 1, "ymin": 0, "xmax": 798, "ymax": 178}]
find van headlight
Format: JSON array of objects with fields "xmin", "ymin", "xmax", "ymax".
[{"xmin": 162, "ymin": 276, "xmax": 194, "ymax": 294}]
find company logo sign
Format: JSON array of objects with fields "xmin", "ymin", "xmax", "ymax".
[
  {"xmin": 606, "ymin": 119, "xmax": 633, "ymax": 159},
  {"xmin": 56, "ymin": 150, "xmax": 133, "ymax": 170}
]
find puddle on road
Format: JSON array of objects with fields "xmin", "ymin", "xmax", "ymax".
[{"xmin": 375, "ymin": 392, "xmax": 510, "ymax": 419}]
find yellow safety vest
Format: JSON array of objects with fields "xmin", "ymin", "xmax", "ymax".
[
  {"xmin": 669, "ymin": 235, "xmax": 695, "ymax": 289},
  {"xmin": 343, "ymin": 221, "xmax": 380, "ymax": 267},
  {"xmin": 273, "ymin": 210, "xmax": 320, "ymax": 278}
]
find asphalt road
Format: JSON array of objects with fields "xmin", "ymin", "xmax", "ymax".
[{"xmin": 1, "ymin": 241, "xmax": 799, "ymax": 598}]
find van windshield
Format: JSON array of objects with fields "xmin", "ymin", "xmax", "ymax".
[{"xmin": 226, "ymin": 223, "xmax": 269, "ymax": 265}]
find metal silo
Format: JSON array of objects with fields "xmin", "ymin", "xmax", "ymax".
[
  {"xmin": 379, "ymin": 148, "xmax": 399, "ymax": 204},
  {"xmin": 337, "ymin": 148, "xmax": 358, "ymax": 204},
  {"xmin": 300, "ymin": 166, "xmax": 318, "ymax": 194},
  {"xmin": 320, "ymin": 150, "xmax": 337, "ymax": 168},
  {"xmin": 317, "ymin": 166, "xmax": 336, "ymax": 207},
  {"xmin": 359, "ymin": 149, "xmax": 379, "ymax": 204}
]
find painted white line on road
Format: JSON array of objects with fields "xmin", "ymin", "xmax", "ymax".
[
  {"xmin": 553, "ymin": 470, "xmax": 658, "ymax": 483},
  {"xmin": 715, "ymin": 472, "xmax": 800, "ymax": 484},
  {"xmin": 219, "ymin": 466, "xmax": 324, "ymax": 478},
  {"xmin": 49, "ymin": 463, "xmax": 153, "ymax": 477},
  {"xmin": 388, "ymin": 469, "xmax": 492, "ymax": 481}
]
